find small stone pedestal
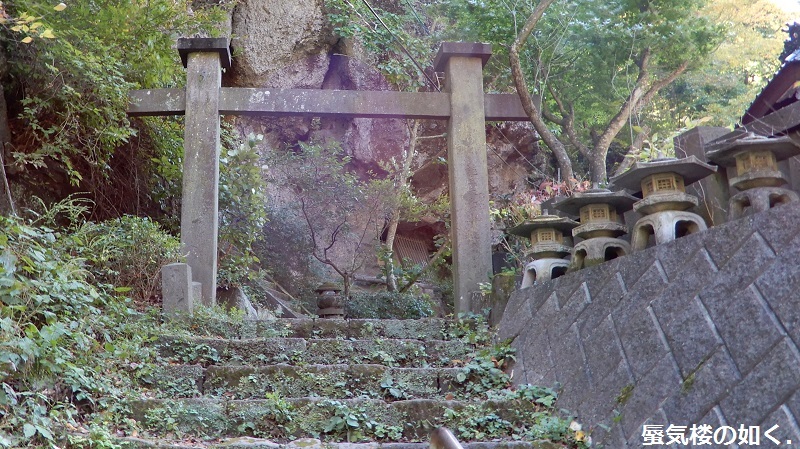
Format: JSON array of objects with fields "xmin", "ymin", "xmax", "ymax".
[
  {"xmin": 611, "ymin": 156, "xmax": 717, "ymax": 251},
  {"xmin": 706, "ymin": 134, "xmax": 800, "ymax": 220},
  {"xmin": 316, "ymin": 283, "xmax": 345, "ymax": 319},
  {"xmin": 508, "ymin": 215, "xmax": 578, "ymax": 288},
  {"xmin": 554, "ymin": 189, "xmax": 638, "ymax": 270}
]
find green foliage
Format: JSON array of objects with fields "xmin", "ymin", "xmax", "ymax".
[
  {"xmin": 0, "ymin": 210, "xmax": 163, "ymax": 447},
  {"xmin": 70, "ymin": 216, "xmax": 182, "ymax": 305},
  {"xmin": 142, "ymin": 400, "xmax": 226, "ymax": 439},
  {"xmin": 655, "ymin": 0, "xmax": 785, "ymax": 128},
  {"xmin": 146, "ymin": 122, "xmax": 271, "ymax": 291},
  {"xmin": 317, "ymin": 399, "xmax": 402, "ymax": 442},
  {"xmin": 2, "ymin": 0, "xmax": 225, "ymax": 187},
  {"xmin": 325, "ymin": 0, "xmax": 435, "ymax": 89},
  {"xmin": 231, "ymin": 391, "xmax": 294, "ymax": 438},
  {"xmin": 379, "ymin": 374, "xmax": 410, "ymax": 400},
  {"xmin": 443, "ymin": 385, "xmax": 585, "ymax": 447},
  {"xmin": 453, "ymin": 342, "xmax": 515, "ymax": 396},
  {"xmin": 444, "ymin": 312, "xmax": 492, "ymax": 345},
  {"xmin": 217, "ymin": 131, "xmax": 269, "ymax": 288},
  {"xmin": 444, "ymin": 406, "xmax": 513, "ymax": 441},
  {"xmin": 347, "ymin": 290, "xmax": 435, "ymax": 319},
  {"xmin": 436, "ymin": 0, "xmax": 723, "ymax": 180}
]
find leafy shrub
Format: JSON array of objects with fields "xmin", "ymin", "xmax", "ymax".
[
  {"xmin": 0, "ymin": 212, "xmax": 160, "ymax": 447},
  {"xmin": 346, "ymin": 291, "xmax": 435, "ymax": 319},
  {"xmin": 2, "ymin": 0, "xmax": 225, "ymax": 195},
  {"xmin": 72, "ymin": 216, "xmax": 182, "ymax": 307}
]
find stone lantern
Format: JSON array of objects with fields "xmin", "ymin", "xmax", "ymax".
[
  {"xmin": 610, "ymin": 156, "xmax": 717, "ymax": 251},
  {"xmin": 315, "ymin": 282, "xmax": 345, "ymax": 319},
  {"xmin": 508, "ymin": 214, "xmax": 578, "ymax": 288},
  {"xmin": 553, "ymin": 188, "xmax": 639, "ymax": 270},
  {"xmin": 705, "ymin": 134, "xmax": 800, "ymax": 220}
]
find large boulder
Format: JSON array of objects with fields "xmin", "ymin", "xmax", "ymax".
[{"xmin": 229, "ymin": 0, "xmax": 336, "ymax": 89}]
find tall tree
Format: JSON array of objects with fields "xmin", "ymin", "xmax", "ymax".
[
  {"xmin": 653, "ymin": 0, "xmax": 785, "ymax": 130},
  {"xmin": 438, "ymin": 0, "xmax": 723, "ymax": 183}
]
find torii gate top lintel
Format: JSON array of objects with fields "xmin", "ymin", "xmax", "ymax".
[
  {"xmin": 433, "ymin": 42, "xmax": 492, "ymax": 71},
  {"xmin": 177, "ymin": 37, "xmax": 231, "ymax": 69},
  {"xmin": 131, "ymin": 38, "xmax": 528, "ymax": 314}
]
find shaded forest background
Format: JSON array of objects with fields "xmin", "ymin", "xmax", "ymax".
[
  {"xmin": 1, "ymin": 1, "xmax": 798, "ymax": 446},
  {"xmin": 0, "ymin": 0, "xmax": 794, "ymax": 300}
]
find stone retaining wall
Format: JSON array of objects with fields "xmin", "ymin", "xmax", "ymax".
[{"xmin": 498, "ymin": 204, "xmax": 800, "ymax": 448}]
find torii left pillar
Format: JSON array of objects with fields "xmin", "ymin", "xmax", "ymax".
[{"xmin": 178, "ymin": 38, "xmax": 230, "ymax": 306}]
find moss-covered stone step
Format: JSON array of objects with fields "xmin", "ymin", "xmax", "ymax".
[
  {"xmin": 115, "ymin": 436, "xmax": 564, "ymax": 449},
  {"xmin": 156, "ymin": 336, "xmax": 472, "ymax": 368},
  {"xmin": 169, "ymin": 318, "xmax": 478, "ymax": 341},
  {"xmin": 143, "ymin": 364, "xmax": 472, "ymax": 400},
  {"xmin": 128, "ymin": 397, "xmax": 545, "ymax": 442}
]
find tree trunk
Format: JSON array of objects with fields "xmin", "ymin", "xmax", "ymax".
[
  {"xmin": 0, "ymin": 72, "xmax": 15, "ymax": 216},
  {"xmin": 384, "ymin": 212, "xmax": 400, "ymax": 291},
  {"xmin": 383, "ymin": 120, "xmax": 418, "ymax": 292},
  {"xmin": 588, "ymin": 150, "xmax": 608, "ymax": 185}
]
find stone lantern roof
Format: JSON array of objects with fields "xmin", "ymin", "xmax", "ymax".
[
  {"xmin": 508, "ymin": 214, "xmax": 578, "ymax": 259},
  {"xmin": 507, "ymin": 214, "xmax": 579, "ymax": 238},
  {"xmin": 554, "ymin": 189, "xmax": 639, "ymax": 239},
  {"xmin": 553, "ymin": 188, "xmax": 639, "ymax": 216},
  {"xmin": 705, "ymin": 134, "xmax": 800, "ymax": 167},
  {"xmin": 610, "ymin": 155, "xmax": 717, "ymax": 193}
]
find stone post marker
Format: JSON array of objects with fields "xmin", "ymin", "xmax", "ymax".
[
  {"xmin": 178, "ymin": 38, "xmax": 231, "ymax": 306},
  {"xmin": 434, "ymin": 43, "xmax": 493, "ymax": 313},
  {"xmin": 162, "ymin": 263, "xmax": 194, "ymax": 315}
]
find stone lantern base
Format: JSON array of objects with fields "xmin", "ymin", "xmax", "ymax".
[
  {"xmin": 570, "ymin": 237, "xmax": 631, "ymax": 271},
  {"xmin": 318, "ymin": 307, "xmax": 345, "ymax": 319},
  {"xmin": 631, "ymin": 210, "xmax": 707, "ymax": 251},
  {"xmin": 729, "ymin": 186, "xmax": 799, "ymax": 220},
  {"xmin": 521, "ymin": 259, "xmax": 570, "ymax": 288}
]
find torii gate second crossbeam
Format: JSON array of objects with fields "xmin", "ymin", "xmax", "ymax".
[{"xmin": 128, "ymin": 38, "xmax": 530, "ymax": 314}]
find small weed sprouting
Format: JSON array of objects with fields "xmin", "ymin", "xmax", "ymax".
[
  {"xmin": 160, "ymin": 341, "xmax": 220, "ymax": 366},
  {"xmin": 317, "ymin": 400, "xmax": 402, "ymax": 442},
  {"xmin": 616, "ymin": 384, "xmax": 634, "ymax": 405},
  {"xmin": 379, "ymin": 374, "xmax": 410, "ymax": 401},
  {"xmin": 232, "ymin": 392, "xmax": 294, "ymax": 439},
  {"xmin": 453, "ymin": 341, "xmax": 516, "ymax": 397},
  {"xmin": 444, "ymin": 312, "xmax": 492, "ymax": 345}
]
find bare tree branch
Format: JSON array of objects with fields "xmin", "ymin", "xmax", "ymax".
[
  {"xmin": 612, "ymin": 124, "xmax": 650, "ymax": 177},
  {"xmin": 548, "ymin": 85, "xmax": 590, "ymax": 158},
  {"xmin": 509, "ymin": 0, "xmax": 576, "ymax": 184},
  {"xmin": 594, "ymin": 48, "xmax": 653, "ymax": 175},
  {"xmin": 635, "ymin": 61, "xmax": 691, "ymax": 112},
  {"xmin": 591, "ymin": 48, "xmax": 689, "ymax": 183}
]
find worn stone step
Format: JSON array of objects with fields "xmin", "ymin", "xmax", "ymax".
[
  {"xmin": 115, "ymin": 436, "xmax": 564, "ymax": 449},
  {"xmin": 178, "ymin": 318, "xmax": 475, "ymax": 342},
  {"xmin": 156, "ymin": 336, "xmax": 473, "ymax": 368},
  {"xmin": 143, "ymin": 364, "xmax": 476, "ymax": 400},
  {"xmin": 128, "ymin": 397, "xmax": 544, "ymax": 442}
]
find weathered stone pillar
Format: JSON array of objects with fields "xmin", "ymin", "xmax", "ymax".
[
  {"xmin": 674, "ymin": 126, "xmax": 730, "ymax": 226},
  {"xmin": 178, "ymin": 38, "xmax": 231, "ymax": 306},
  {"xmin": 434, "ymin": 43, "xmax": 493, "ymax": 314}
]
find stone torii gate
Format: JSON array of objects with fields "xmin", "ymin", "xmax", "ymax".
[{"xmin": 129, "ymin": 38, "xmax": 529, "ymax": 313}]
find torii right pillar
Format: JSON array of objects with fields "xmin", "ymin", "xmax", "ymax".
[{"xmin": 434, "ymin": 43, "xmax": 493, "ymax": 314}]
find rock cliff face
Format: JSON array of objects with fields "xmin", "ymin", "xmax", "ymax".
[{"xmin": 225, "ymin": 0, "xmax": 551, "ymax": 293}]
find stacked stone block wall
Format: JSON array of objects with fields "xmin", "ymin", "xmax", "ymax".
[{"xmin": 498, "ymin": 204, "xmax": 800, "ymax": 448}]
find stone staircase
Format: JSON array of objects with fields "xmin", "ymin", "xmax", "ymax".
[{"xmin": 117, "ymin": 317, "xmax": 582, "ymax": 449}]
